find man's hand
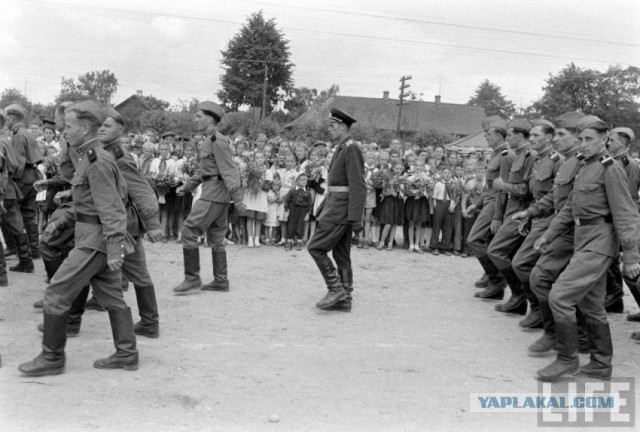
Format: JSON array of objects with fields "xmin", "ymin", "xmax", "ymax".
[
  {"xmin": 511, "ymin": 210, "xmax": 530, "ymax": 223},
  {"xmin": 493, "ymin": 177, "xmax": 506, "ymax": 191},
  {"xmin": 534, "ymin": 237, "xmax": 548, "ymax": 251},
  {"xmin": 350, "ymin": 220, "xmax": 363, "ymax": 234},
  {"xmin": 490, "ymin": 219, "xmax": 502, "ymax": 234},
  {"xmin": 235, "ymin": 201, "xmax": 247, "ymax": 212},
  {"xmin": 54, "ymin": 190, "xmax": 72, "ymax": 206},
  {"xmin": 33, "ymin": 179, "xmax": 48, "ymax": 192},
  {"xmin": 448, "ymin": 203, "xmax": 456, "ymax": 213},
  {"xmin": 623, "ymin": 263, "xmax": 640, "ymax": 280},
  {"xmin": 146, "ymin": 229, "xmax": 164, "ymax": 243},
  {"xmin": 107, "ymin": 257, "xmax": 123, "ymax": 272}
]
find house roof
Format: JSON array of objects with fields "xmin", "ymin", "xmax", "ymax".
[
  {"xmin": 445, "ymin": 132, "xmax": 489, "ymax": 153},
  {"xmin": 114, "ymin": 94, "xmax": 150, "ymax": 112},
  {"xmin": 287, "ymin": 95, "xmax": 485, "ymax": 136}
]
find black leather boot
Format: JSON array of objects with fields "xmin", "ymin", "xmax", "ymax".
[
  {"xmin": 528, "ymin": 333, "xmax": 556, "ymax": 357},
  {"xmin": 201, "ymin": 250, "xmax": 229, "ymax": 292},
  {"xmin": 85, "ymin": 292, "xmax": 105, "ymax": 311},
  {"xmin": 43, "ymin": 258, "xmax": 63, "ymax": 281},
  {"xmin": 0, "ymin": 241, "xmax": 7, "ymax": 286},
  {"xmin": 9, "ymin": 233, "xmax": 34, "ymax": 273},
  {"xmin": 94, "ymin": 307, "xmax": 139, "ymax": 371},
  {"xmin": 66, "ymin": 285, "xmax": 89, "ymax": 336},
  {"xmin": 474, "ymin": 273, "xmax": 489, "ymax": 288},
  {"xmin": 495, "ymin": 268, "xmax": 526, "ymax": 314},
  {"xmin": 26, "ymin": 224, "xmax": 41, "ymax": 259},
  {"xmin": 2, "ymin": 223, "xmax": 16, "ymax": 257},
  {"xmin": 330, "ymin": 268, "xmax": 353, "ymax": 312},
  {"xmin": 133, "ymin": 285, "xmax": 159, "ymax": 338},
  {"xmin": 19, "ymin": 313, "xmax": 67, "ymax": 376},
  {"xmin": 537, "ymin": 318, "xmax": 580, "ymax": 381},
  {"xmin": 474, "ymin": 281, "xmax": 506, "ymax": 300},
  {"xmin": 173, "ymin": 248, "xmax": 202, "ymax": 295},
  {"xmin": 538, "ymin": 298, "xmax": 556, "ymax": 338},
  {"xmin": 574, "ymin": 317, "xmax": 613, "ymax": 380},
  {"xmin": 315, "ymin": 258, "xmax": 347, "ymax": 310}
]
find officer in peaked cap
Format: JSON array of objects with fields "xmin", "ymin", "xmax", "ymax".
[
  {"xmin": 2, "ymin": 103, "xmax": 42, "ymax": 265},
  {"xmin": 173, "ymin": 101, "xmax": 244, "ymax": 295},
  {"xmin": 307, "ymin": 107, "xmax": 366, "ymax": 312},
  {"xmin": 534, "ymin": 115, "xmax": 640, "ymax": 381}
]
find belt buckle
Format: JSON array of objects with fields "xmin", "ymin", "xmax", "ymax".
[{"xmin": 574, "ymin": 217, "xmax": 580, "ymax": 226}]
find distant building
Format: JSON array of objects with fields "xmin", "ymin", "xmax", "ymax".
[
  {"xmin": 286, "ymin": 92, "xmax": 486, "ymax": 140},
  {"xmin": 114, "ymin": 90, "xmax": 151, "ymax": 131}
]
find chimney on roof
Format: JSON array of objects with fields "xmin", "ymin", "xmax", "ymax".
[
  {"xmin": 136, "ymin": 90, "xmax": 143, "ymax": 98},
  {"xmin": 383, "ymin": 91, "xmax": 389, "ymax": 100},
  {"xmin": 435, "ymin": 95, "xmax": 441, "ymax": 103}
]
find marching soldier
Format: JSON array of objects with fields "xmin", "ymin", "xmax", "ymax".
[
  {"xmin": 307, "ymin": 108, "xmax": 366, "ymax": 312},
  {"xmin": 534, "ymin": 115, "xmax": 640, "ymax": 381},
  {"xmin": 467, "ymin": 119, "xmax": 515, "ymax": 300},
  {"xmin": 19, "ymin": 101, "xmax": 138, "ymax": 376},
  {"xmin": 485, "ymin": 118, "xmax": 535, "ymax": 313},
  {"xmin": 509, "ymin": 120, "xmax": 562, "ymax": 329},
  {"xmin": 174, "ymin": 101, "xmax": 245, "ymax": 295},
  {"xmin": 4, "ymin": 104, "xmax": 43, "ymax": 259}
]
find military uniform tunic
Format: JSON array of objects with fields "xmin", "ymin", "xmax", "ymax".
[
  {"xmin": 611, "ymin": 149, "xmax": 640, "ymax": 211},
  {"xmin": 44, "ymin": 138, "xmax": 131, "ymax": 315},
  {"xmin": 10, "ymin": 123, "xmax": 42, "ymax": 229}
]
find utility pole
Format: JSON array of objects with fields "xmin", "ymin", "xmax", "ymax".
[
  {"xmin": 261, "ymin": 64, "xmax": 268, "ymax": 121},
  {"xmin": 397, "ymin": 75, "xmax": 412, "ymax": 135}
]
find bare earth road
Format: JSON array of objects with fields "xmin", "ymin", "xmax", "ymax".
[{"xmin": 1, "ymin": 239, "xmax": 639, "ymax": 432}]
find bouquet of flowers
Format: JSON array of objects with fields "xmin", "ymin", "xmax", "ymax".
[
  {"xmin": 180, "ymin": 157, "xmax": 199, "ymax": 178},
  {"xmin": 447, "ymin": 178, "xmax": 465, "ymax": 202},
  {"xmin": 150, "ymin": 173, "xmax": 178, "ymax": 204},
  {"xmin": 271, "ymin": 153, "xmax": 286, "ymax": 169},
  {"xmin": 245, "ymin": 160, "xmax": 266, "ymax": 196},
  {"xmin": 304, "ymin": 158, "xmax": 326, "ymax": 180},
  {"xmin": 424, "ymin": 175, "xmax": 436, "ymax": 198},
  {"xmin": 370, "ymin": 169, "xmax": 389, "ymax": 189},
  {"xmin": 42, "ymin": 155, "xmax": 59, "ymax": 178},
  {"xmin": 401, "ymin": 173, "xmax": 428, "ymax": 198}
]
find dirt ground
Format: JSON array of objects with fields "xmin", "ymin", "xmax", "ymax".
[{"xmin": 1, "ymin": 237, "xmax": 639, "ymax": 432}]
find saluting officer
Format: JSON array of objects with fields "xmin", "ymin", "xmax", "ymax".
[
  {"xmin": 4, "ymin": 104, "xmax": 43, "ymax": 258},
  {"xmin": 19, "ymin": 101, "xmax": 138, "ymax": 376},
  {"xmin": 509, "ymin": 120, "xmax": 562, "ymax": 329},
  {"xmin": 467, "ymin": 119, "xmax": 515, "ymax": 300},
  {"xmin": 534, "ymin": 115, "xmax": 640, "ymax": 381},
  {"xmin": 174, "ymin": 101, "xmax": 244, "ymax": 295},
  {"xmin": 307, "ymin": 108, "xmax": 366, "ymax": 312}
]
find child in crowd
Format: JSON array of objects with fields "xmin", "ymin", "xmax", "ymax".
[
  {"xmin": 275, "ymin": 152, "xmax": 298, "ymax": 246},
  {"xmin": 429, "ymin": 166, "xmax": 453, "ymax": 255},
  {"xmin": 377, "ymin": 162, "xmax": 405, "ymax": 251},
  {"xmin": 175, "ymin": 142, "xmax": 198, "ymax": 243},
  {"xmin": 361, "ymin": 151, "xmax": 378, "ymax": 249},
  {"xmin": 139, "ymin": 142, "xmax": 155, "ymax": 176},
  {"xmin": 461, "ymin": 162, "xmax": 484, "ymax": 257},
  {"xmin": 149, "ymin": 141, "xmax": 179, "ymax": 241},
  {"xmin": 283, "ymin": 173, "xmax": 313, "ymax": 251},
  {"xmin": 265, "ymin": 177, "xmax": 281, "ymax": 245},
  {"xmin": 306, "ymin": 147, "xmax": 328, "ymax": 242},
  {"xmin": 403, "ymin": 157, "xmax": 430, "ymax": 253},
  {"xmin": 243, "ymin": 151, "xmax": 272, "ymax": 248},
  {"xmin": 378, "ymin": 150, "xmax": 390, "ymax": 170},
  {"xmin": 450, "ymin": 164, "xmax": 467, "ymax": 255}
]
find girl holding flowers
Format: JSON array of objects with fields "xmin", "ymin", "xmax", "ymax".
[
  {"xmin": 275, "ymin": 152, "xmax": 298, "ymax": 246},
  {"xmin": 403, "ymin": 157, "xmax": 430, "ymax": 253},
  {"xmin": 377, "ymin": 162, "xmax": 405, "ymax": 251},
  {"xmin": 243, "ymin": 151, "xmax": 272, "ymax": 248}
]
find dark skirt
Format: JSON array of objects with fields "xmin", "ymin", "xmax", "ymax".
[
  {"xmin": 372, "ymin": 188, "xmax": 383, "ymax": 220},
  {"xmin": 404, "ymin": 196, "xmax": 430, "ymax": 225},
  {"xmin": 378, "ymin": 195, "xmax": 404, "ymax": 226}
]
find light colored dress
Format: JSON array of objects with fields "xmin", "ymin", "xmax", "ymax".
[
  {"xmin": 243, "ymin": 169, "xmax": 273, "ymax": 213},
  {"xmin": 276, "ymin": 167, "xmax": 297, "ymax": 221},
  {"xmin": 265, "ymin": 190, "xmax": 279, "ymax": 227}
]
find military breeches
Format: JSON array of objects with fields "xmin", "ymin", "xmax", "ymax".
[
  {"xmin": 466, "ymin": 200, "xmax": 496, "ymax": 258},
  {"xmin": 17, "ymin": 182, "xmax": 37, "ymax": 226},
  {"xmin": 308, "ymin": 221, "xmax": 353, "ymax": 272},
  {"xmin": 182, "ymin": 199, "xmax": 229, "ymax": 251},
  {"xmin": 530, "ymin": 230, "xmax": 574, "ymax": 303},
  {"xmin": 44, "ymin": 247, "xmax": 127, "ymax": 315},
  {"xmin": 122, "ymin": 236, "xmax": 153, "ymax": 287},
  {"xmin": 487, "ymin": 218, "xmax": 524, "ymax": 271},
  {"xmin": 0, "ymin": 199, "xmax": 25, "ymax": 238}
]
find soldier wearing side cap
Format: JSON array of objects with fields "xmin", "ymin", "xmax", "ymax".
[
  {"xmin": 307, "ymin": 108, "xmax": 366, "ymax": 312},
  {"xmin": 173, "ymin": 101, "xmax": 245, "ymax": 295},
  {"xmin": 19, "ymin": 101, "xmax": 139, "ymax": 377},
  {"xmin": 467, "ymin": 119, "xmax": 515, "ymax": 300},
  {"xmin": 534, "ymin": 115, "xmax": 640, "ymax": 381},
  {"xmin": 509, "ymin": 120, "xmax": 563, "ymax": 330},
  {"xmin": 3, "ymin": 104, "xmax": 43, "ymax": 259},
  {"xmin": 602, "ymin": 127, "xmax": 640, "ymax": 316},
  {"xmin": 486, "ymin": 118, "xmax": 537, "ymax": 314}
]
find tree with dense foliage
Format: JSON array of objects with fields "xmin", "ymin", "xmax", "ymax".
[
  {"xmin": 468, "ymin": 80, "xmax": 516, "ymax": 118},
  {"xmin": 55, "ymin": 70, "xmax": 119, "ymax": 105},
  {"xmin": 218, "ymin": 11, "xmax": 294, "ymax": 113}
]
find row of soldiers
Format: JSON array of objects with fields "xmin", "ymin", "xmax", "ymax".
[{"xmin": 466, "ymin": 113, "xmax": 640, "ymax": 381}]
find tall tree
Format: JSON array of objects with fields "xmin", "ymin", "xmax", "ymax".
[
  {"xmin": 529, "ymin": 63, "xmax": 640, "ymax": 130},
  {"xmin": 56, "ymin": 70, "xmax": 119, "ymax": 105},
  {"xmin": 468, "ymin": 80, "xmax": 516, "ymax": 118},
  {"xmin": 283, "ymin": 84, "xmax": 340, "ymax": 120},
  {"xmin": 218, "ymin": 11, "xmax": 294, "ymax": 113},
  {"xmin": 142, "ymin": 94, "xmax": 170, "ymax": 111}
]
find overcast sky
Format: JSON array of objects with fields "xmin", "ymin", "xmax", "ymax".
[{"xmin": 2, "ymin": 0, "xmax": 639, "ymax": 110}]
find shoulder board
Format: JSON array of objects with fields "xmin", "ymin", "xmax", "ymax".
[
  {"xmin": 621, "ymin": 155, "xmax": 629, "ymax": 166},
  {"xmin": 525, "ymin": 150, "xmax": 531, "ymax": 157},
  {"xmin": 501, "ymin": 149, "xmax": 508, "ymax": 156},
  {"xmin": 600, "ymin": 155, "xmax": 614, "ymax": 167},
  {"xmin": 87, "ymin": 149, "xmax": 97, "ymax": 163},
  {"xmin": 113, "ymin": 146, "xmax": 124, "ymax": 159},
  {"xmin": 550, "ymin": 152, "xmax": 560, "ymax": 162},
  {"xmin": 345, "ymin": 139, "xmax": 354, "ymax": 147},
  {"xmin": 576, "ymin": 152, "xmax": 585, "ymax": 160}
]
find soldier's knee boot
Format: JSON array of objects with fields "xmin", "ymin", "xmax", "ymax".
[
  {"xmin": 94, "ymin": 307, "xmax": 138, "ymax": 371},
  {"xmin": 202, "ymin": 249, "xmax": 229, "ymax": 292},
  {"xmin": 9, "ymin": 233, "xmax": 34, "ymax": 273},
  {"xmin": 133, "ymin": 285, "xmax": 159, "ymax": 338},
  {"xmin": 19, "ymin": 313, "xmax": 67, "ymax": 376},
  {"xmin": 173, "ymin": 248, "xmax": 201, "ymax": 295}
]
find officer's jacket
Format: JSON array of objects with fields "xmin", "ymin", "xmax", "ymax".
[
  {"xmin": 185, "ymin": 128, "xmax": 243, "ymax": 204},
  {"xmin": 10, "ymin": 123, "xmax": 42, "ymax": 183},
  {"xmin": 543, "ymin": 149, "xmax": 640, "ymax": 264},
  {"xmin": 481, "ymin": 143, "xmax": 514, "ymax": 221},
  {"xmin": 528, "ymin": 147, "xmax": 581, "ymax": 219},
  {"xmin": 611, "ymin": 150, "xmax": 640, "ymax": 210},
  {"xmin": 502, "ymin": 146, "xmax": 536, "ymax": 217},
  {"xmin": 319, "ymin": 134, "xmax": 365, "ymax": 223},
  {"xmin": 103, "ymin": 139, "xmax": 161, "ymax": 235},
  {"xmin": 71, "ymin": 138, "xmax": 129, "ymax": 261},
  {"xmin": 0, "ymin": 131, "xmax": 20, "ymax": 200}
]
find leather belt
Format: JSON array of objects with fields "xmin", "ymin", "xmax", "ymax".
[
  {"xmin": 328, "ymin": 186, "xmax": 349, "ymax": 192},
  {"xmin": 574, "ymin": 215, "xmax": 612, "ymax": 226},
  {"xmin": 202, "ymin": 175, "xmax": 223, "ymax": 181},
  {"xmin": 76, "ymin": 212, "xmax": 101, "ymax": 224}
]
